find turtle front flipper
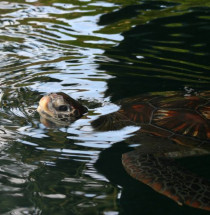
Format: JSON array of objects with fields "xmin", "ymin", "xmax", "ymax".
[
  {"xmin": 122, "ymin": 149, "xmax": 210, "ymax": 211},
  {"xmin": 91, "ymin": 112, "xmax": 137, "ymax": 131}
]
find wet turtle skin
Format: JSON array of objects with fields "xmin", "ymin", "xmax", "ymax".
[
  {"xmin": 37, "ymin": 91, "xmax": 210, "ymax": 211},
  {"xmin": 37, "ymin": 92, "xmax": 87, "ymax": 127}
]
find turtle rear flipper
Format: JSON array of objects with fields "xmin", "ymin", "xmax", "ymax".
[{"xmin": 122, "ymin": 149, "xmax": 210, "ymax": 211}]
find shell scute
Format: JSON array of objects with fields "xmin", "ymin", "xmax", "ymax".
[
  {"xmin": 198, "ymin": 103, "xmax": 210, "ymax": 120},
  {"xmin": 152, "ymin": 109, "xmax": 209, "ymax": 140},
  {"xmin": 119, "ymin": 102, "xmax": 154, "ymax": 124},
  {"xmin": 200, "ymin": 91, "xmax": 210, "ymax": 98},
  {"xmin": 150, "ymin": 94, "xmax": 207, "ymax": 110},
  {"xmin": 171, "ymin": 134, "xmax": 205, "ymax": 148}
]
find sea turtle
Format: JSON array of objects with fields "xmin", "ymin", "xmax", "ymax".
[{"xmin": 37, "ymin": 91, "xmax": 210, "ymax": 211}]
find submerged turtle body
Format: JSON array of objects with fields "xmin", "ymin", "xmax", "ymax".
[{"xmin": 37, "ymin": 91, "xmax": 210, "ymax": 211}]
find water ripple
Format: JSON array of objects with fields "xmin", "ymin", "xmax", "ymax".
[{"xmin": 0, "ymin": 0, "xmax": 210, "ymax": 214}]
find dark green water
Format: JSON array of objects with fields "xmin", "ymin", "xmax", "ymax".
[{"xmin": 0, "ymin": 0, "xmax": 210, "ymax": 214}]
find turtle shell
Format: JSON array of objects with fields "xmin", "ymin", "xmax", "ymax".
[
  {"xmin": 93, "ymin": 91, "xmax": 210, "ymax": 211},
  {"xmin": 118, "ymin": 91, "xmax": 210, "ymax": 145}
]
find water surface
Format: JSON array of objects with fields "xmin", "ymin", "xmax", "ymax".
[{"xmin": 0, "ymin": 0, "xmax": 210, "ymax": 214}]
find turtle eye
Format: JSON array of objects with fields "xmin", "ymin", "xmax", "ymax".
[{"xmin": 58, "ymin": 105, "xmax": 68, "ymax": 112}]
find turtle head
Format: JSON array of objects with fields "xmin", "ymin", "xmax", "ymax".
[{"xmin": 37, "ymin": 92, "xmax": 88, "ymax": 127}]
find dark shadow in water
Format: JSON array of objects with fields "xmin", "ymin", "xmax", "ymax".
[
  {"xmin": 98, "ymin": 5, "xmax": 210, "ymax": 100},
  {"xmin": 99, "ymin": 1, "xmax": 179, "ymax": 26}
]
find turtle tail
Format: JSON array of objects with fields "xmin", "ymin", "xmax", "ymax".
[{"xmin": 122, "ymin": 150, "xmax": 210, "ymax": 211}]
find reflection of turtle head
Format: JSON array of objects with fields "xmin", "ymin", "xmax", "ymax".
[{"xmin": 37, "ymin": 92, "xmax": 88, "ymax": 127}]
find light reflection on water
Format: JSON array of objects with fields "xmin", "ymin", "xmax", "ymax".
[
  {"xmin": 0, "ymin": 0, "xmax": 210, "ymax": 214},
  {"xmin": 0, "ymin": 1, "xmax": 121, "ymax": 214}
]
